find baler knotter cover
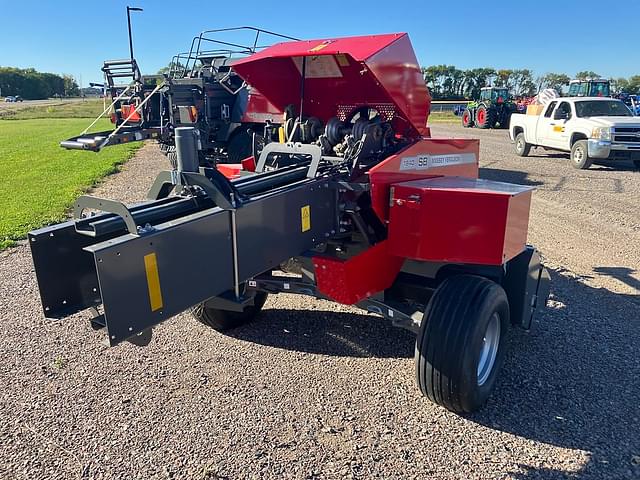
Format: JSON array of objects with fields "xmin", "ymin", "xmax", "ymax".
[{"xmin": 232, "ymin": 33, "xmax": 431, "ymax": 137}]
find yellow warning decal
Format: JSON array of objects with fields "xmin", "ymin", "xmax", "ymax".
[
  {"xmin": 309, "ymin": 41, "xmax": 331, "ymax": 52},
  {"xmin": 143, "ymin": 253, "xmax": 163, "ymax": 312},
  {"xmin": 335, "ymin": 54, "xmax": 350, "ymax": 67},
  {"xmin": 553, "ymin": 125, "xmax": 564, "ymax": 132},
  {"xmin": 301, "ymin": 205, "xmax": 311, "ymax": 232}
]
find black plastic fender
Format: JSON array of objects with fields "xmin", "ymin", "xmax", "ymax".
[{"xmin": 503, "ymin": 246, "xmax": 551, "ymax": 330}]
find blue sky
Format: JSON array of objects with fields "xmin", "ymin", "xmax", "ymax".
[{"xmin": 0, "ymin": 0, "xmax": 637, "ymax": 86}]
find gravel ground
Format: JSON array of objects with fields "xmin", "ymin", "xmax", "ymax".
[{"xmin": 0, "ymin": 130, "xmax": 639, "ymax": 480}]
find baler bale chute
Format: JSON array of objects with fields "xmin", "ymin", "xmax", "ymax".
[{"xmin": 28, "ymin": 33, "xmax": 550, "ymax": 413}]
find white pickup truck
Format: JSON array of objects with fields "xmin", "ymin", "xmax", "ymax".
[{"xmin": 509, "ymin": 97, "xmax": 640, "ymax": 169}]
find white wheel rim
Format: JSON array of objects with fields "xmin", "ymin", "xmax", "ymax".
[
  {"xmin": 477, "ymin": 313, "xmax": 501, "ymax": 386},
  {"xmin": 516, "ymin": 138, "xmax": 524, "ymax": 152},
  {"xmin": 574, "ymin": 146, "xmax": 584, "ymax": 163}
]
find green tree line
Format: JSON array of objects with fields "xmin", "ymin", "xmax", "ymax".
[
  {"xmin": 422, "ymin": 65, "xmax": 640, "ymax": 100},
  {"xmin": 0, "ymin": 67, "xmax": 80, "ymax": 99}
]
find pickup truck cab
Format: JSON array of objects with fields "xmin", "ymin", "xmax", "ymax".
[{"xmin": 509, "ymin": 97, "xmax": 640, "ymax": 169}]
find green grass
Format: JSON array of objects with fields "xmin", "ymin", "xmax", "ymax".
[
  {"xmin": 428, "ymin": 111, "xmax": 458, "ymax": 123},
  {"xmin": 0, "ymin": 99, "xmax": 106, "ymax": 120},
  {"xmin": 0, "ymin": 118, "xmax": 140, "ymax": 249}
]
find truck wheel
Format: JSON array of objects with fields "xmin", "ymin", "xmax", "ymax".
[
  {"xmin": 462, "ymin": 109, "xmax": 474, "ymax": 128},
  {"xmin": 415, "ymin": 275, "xmax": 510, "ymax": 413},
  {"xmin": 570, "ymin": 140, "xmax": 593, "ymax": 169},
  {"xmin": 191, "ymin": 290, "xmax": 268, "ymax": 332},
  {"xmin": 514, "ymin": 132, "xmax": 531, "ymax": 157}
]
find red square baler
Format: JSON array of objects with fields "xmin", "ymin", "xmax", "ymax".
[{"xmin": 28, "ymin": 32, "xmax": 549, "ymax": 413}]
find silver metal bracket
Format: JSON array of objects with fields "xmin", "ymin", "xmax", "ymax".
[
  {"xmin": 255, "ymin": 142, "xmax": 323, "ymax": 178},
  {"xmin": 74, "ymin": 196, "xmax": 138, "ymax": 235}
]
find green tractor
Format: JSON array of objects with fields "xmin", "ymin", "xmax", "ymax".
[
  {"xmin": 567, "ymin": 78, "xmax": 610, "ymax": 97},
  {"xmin": 462, "ymin": 87, "xmax": 516, "ymax": 129}
]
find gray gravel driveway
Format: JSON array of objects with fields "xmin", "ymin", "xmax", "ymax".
[{"xmin": 0, "ymin": 127, "xmax": 638, "ymax": 479}]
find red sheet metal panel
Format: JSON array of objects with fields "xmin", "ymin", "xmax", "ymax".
[
  {"xmin": 217, "ymin": 163, "xmax": 242, "ymax": 179},
  {"xmin": 313, "ymin": 240, "xmax": 404, "ymax": 305},
  {"xmin": 388, "ymin": 177, "xmax": 533, "ymax": 265},
  {"xmin": 232, "ymin": 33, "xmax": 430, "ymax": 138},
  {"xmin": 240, "ymin": 89, "xmax": 283, "ymax": 123},
  {"xmin": 368, "ymin": 138, "xmax": 480, "ymax": 221},
  {"xmin": 365, "ymin": 35, "xmax": 430, "ymax": 136}
]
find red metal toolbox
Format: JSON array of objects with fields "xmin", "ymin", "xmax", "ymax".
[{"xmin": 388, "ymin": 177, "xmax": 533, "ymax": 265}]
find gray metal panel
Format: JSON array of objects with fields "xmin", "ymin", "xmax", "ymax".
[
  {"xmin": 28, "ymin": 221, "xmax": 102, "ymax": 318},
  {"xmin": 236, "ymin": 181, "xmax": 337, "ymax": 281},
  {"xmin": 87, "ymin": 207, "xmax": 233, "ymax": 345}
]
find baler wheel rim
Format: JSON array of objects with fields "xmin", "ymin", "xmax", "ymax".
[{"xmin": 477, "ymin": 312, "xmax": 501, "ymax": 386}]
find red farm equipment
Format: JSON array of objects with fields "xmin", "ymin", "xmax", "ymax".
[
  {"xmin": 29, "ymin": 33, "xmax": 549, "ymax": 413},
  {"xmin": 61, "ymin": 27, "xmax": 295, "ymax": 165}
]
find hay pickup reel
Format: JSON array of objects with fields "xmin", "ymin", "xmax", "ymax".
[{"xmin": 29, "ymin": 33, "xmax": 549, "ymax": 413}]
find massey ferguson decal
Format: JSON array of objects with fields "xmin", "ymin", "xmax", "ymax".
[{"xmin": 399, "ymin": 153, "xmax": 476, "ymax": 171}]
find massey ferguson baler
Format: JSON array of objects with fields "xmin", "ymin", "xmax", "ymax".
[{"xmin": 29, "ymin": 33, "xmax": 549, "ymax": 413}]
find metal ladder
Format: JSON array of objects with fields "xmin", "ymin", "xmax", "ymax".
[{"xmin": 102, "ymin": 59, "xmax": 141, "ymax": 90}]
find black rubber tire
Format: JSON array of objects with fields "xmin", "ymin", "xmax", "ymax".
[
  {"xmin": 476, "ymin": 105, "xmax": 497, "ymax": 129},
  {"xmin": 633, "ymin": 160, "xmax": 640, "ymax": 170},
  {"xmin": 497, "ymin": 109, "xmax": 512, "ymax": 129},
  {"xmin": 570, "ymin": 140, "xmax": 593, "ymax": 169},
  {"xmin": 227, "ymin": 130, "xmax": 264, "ymax": 164},
  {"xmin": 462, "ymin": 109, "xmax": 474, "ymax": 128},
  {"xmin": 514, "ymin": 132, "xmax": 531, "ymax": 157},
  {"xmin": 415, "ymin": 275, "xmax": 510, "ymax": 413},
  {"xmin": 192, "ymin": 291, "xmax": 268, "ymax": 332}
]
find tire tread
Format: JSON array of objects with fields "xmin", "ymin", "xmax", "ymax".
[{"xmin": 415, "ymin": 275, "xmax": 509, "ymax": 413}]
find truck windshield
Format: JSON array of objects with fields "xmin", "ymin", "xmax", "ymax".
[{"xmin": 575, "ymin": 100, "xmax": 632, "ymax": 117}]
